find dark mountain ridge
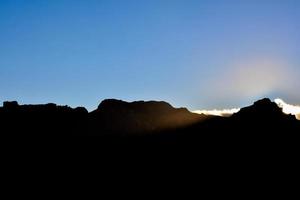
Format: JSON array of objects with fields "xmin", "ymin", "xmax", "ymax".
[
  {"xmin": 89, "ymin": 99, "xmax": 207, "ymax": 135},
  {"xmin": 0, "ymin": 98, "xmax": 299, "ymax": 141}
]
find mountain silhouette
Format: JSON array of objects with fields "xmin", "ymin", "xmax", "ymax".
[
  {"xmin": 229, "ymin": 98, "xmax": 299, "ymax": 133},
  {"xmin": 0, "ymin": 98, "xmax": 299, "ymax": 142},
  {"xmin": 88, "ymin": 99, "xmax": 207, "ymax": 135},
  {"xmin": 0, "ymin": 101, "xmax": 88, "ymax": 136},
  {"xmin": 233, "ymin": 98, "xmax": 294, "ymax": 120}
]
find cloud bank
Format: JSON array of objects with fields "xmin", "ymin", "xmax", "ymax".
[
  {"xmin": 192, "ymin": 108, "xmax": 240, "ymax": 117},
  {"xmin": 275, "ymin": 99, "xmax": 300, "ymax": 120},
  {"xmin": 193, "ymin": 99, "xmax": 300, "ymax": 120}
]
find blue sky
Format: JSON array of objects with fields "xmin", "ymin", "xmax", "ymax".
[{"xmin": 0, "ymin": 0, "xmax": 299, "ymax": 110}]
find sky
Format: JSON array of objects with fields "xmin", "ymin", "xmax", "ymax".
[{"xmin": 0, "ymin": 0, "xmax": 299, "ymax": 111}]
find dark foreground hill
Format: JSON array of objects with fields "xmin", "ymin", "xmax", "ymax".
[
  {"xmin": 2, "ymin": 98, "xmax": 300, "ymax": 181},
  {"xmin": 1, "ymin": 98, "xmax": 299, "ymax": 142}
]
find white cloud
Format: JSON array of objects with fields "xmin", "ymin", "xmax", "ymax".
[
  {"xmin": 274, "ymin": 98, "xmax": 300, "ymax": 120},
  {"xmin": 192, "ymin": 108, "xmax": 240, "ymax": 117},
  {"xmin": 193, "ymin": 98, "xmax": 300, "ymax": 120}
]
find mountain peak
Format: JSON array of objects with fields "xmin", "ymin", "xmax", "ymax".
[
  {"xmin": 3, "ymin": 101, "xmax": 19, "ymax": 109},
  {"xmin": 253, "ymin": 98, "xmax": 272, "ymax": 106},
  {"xmin": 96, "ymin": 99, "xmax": 174, "ymax": 113},
  {"xmin": 97, "ymin": 99, "xmax": 128, "ymax": 109},
  {"xmin": 233, "ymin": 98, "xmax": 295, "ymax": 120}
]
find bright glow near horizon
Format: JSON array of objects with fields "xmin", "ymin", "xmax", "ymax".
[
  {"xmin": 192, "ymin": 108, "xmax": 240, "ymax": 117},
  {"xmin": 193, "ymin": 99, "xmax": 300, "ymax": 120},
  {"xmin": 275, "ymin": 99, "xmax": 300, "ymax": 120}
]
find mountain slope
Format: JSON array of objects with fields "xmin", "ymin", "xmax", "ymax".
[
  {"xmin": 0, "ymin": 98, "xmax": 299, "ymax": 139},
  {"xmin": 88, "ymin": 99, "xmax": 208, "ymax": 135}
]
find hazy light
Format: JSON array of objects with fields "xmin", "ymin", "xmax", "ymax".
[
  {"xmin": 274, "ymin": 98, "xmax": 300, "ymax": 120},
  {"xmin": 210, "ymin": 58, "xmax": 292, "ymax": 101},
  {"xmin": 192, "ymin": 108, "xmax": 240, "ymax": 117}
]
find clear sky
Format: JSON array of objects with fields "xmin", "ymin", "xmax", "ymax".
[{"xmin": 0, "ymin": 0, "xmax": 299, "ymax": 110}]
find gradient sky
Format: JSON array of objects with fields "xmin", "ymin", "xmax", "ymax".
[{"xmin": 0, "ymin": 0, "xmax": 299, "ymax": 110}]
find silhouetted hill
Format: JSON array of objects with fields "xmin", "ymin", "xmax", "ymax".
[
  {"xmin": 0, "ymin": 101, "xmax": 88, "ymax": 136},
  {"xmin": 228, "ymin": 98, "xmax": 299, "ymax": 133},
  {"xmin": 232, "ymin": 98, "xmax": 295, "ymax": 121},
  {"xmin": 88, "ymin": 99, "xmax": 207, "ymax": 135},
  {"xmin": 0, "ymin": 98, "xmax": 299, "ymax": 142}
]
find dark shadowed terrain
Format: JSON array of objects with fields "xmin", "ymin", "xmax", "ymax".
[
  {"xmin": 1, "ymin": 98, "xmax": 299, "ymax": 144},
  {"xmin": 1, "ymin": 98, "xmax": 299, "ymax": 184}
]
